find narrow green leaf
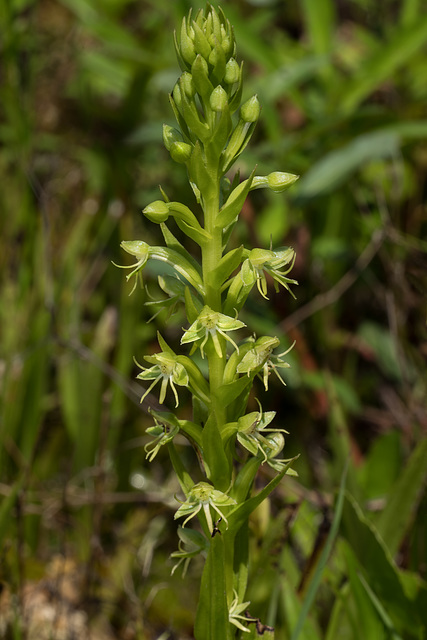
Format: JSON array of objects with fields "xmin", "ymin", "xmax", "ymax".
[
  {"xmin": 301, "ymin": 0, "xmax": 336, "ymax": 56},
  {"xmin": 210, "ymin": 246, "xmax": 244, "ymax": 289},
  {"xmin": 375, "ymin": 437, "xmax": 427, "ymax": 556},
  {"xmin": 227, "ymin": 457, "xmax": 299, "ymax": 535},
  {"xmin": 214, "ymin": 375, "xmax": 252, "ymax": 408},
  {"xmin": 216, "ymin": 168, "xmax": 256, "ymax": 229},
  {"xmin": 184, "ymin": 285, "xmax": 203, "ymax": 323},
  {"xmin": 297, "ymin": 131, "xmax": 399, "ymax": 198},
  {"xmin": 202, "ymin": 414, "xmax": 232, "ymax": 491},
  {"xmin": 194, "ymin": 534, "xmax": 233, "ymax": 640},
  {"xmin": 340, "ymin": 493, "xmax": 421, "ymax": 634},
  {"xmin": 281, "ymin": 575, "xmax": 322, "ymax": 640},
  {"xmin": 339, "ymin": 16, "xmax": 427, "ymax": 113},
  {"xmin": 290, "ymin": 463, "xmax": 347, "ymax": 640},
  {"xmin": 190, "ymin": 141, "xmax": 215, "ymax": 196},
  {"xmin": 341, "ymin": 544, "xmax": 387, "ymax": 639},
  {"xmin": 358, "ymin": 572, "xmax": 404, "ymax": 640},
  {"xmin": 167, "ymin": 442, "xmax": 195, "ymax": 494},
  {"xmin": 0, "ymin": 478, "xmax": 24, "ymax": 543}
]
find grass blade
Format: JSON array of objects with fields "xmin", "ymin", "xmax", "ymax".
[{"xmin": 290, "ymin": 462, "xmax": 348, "ymax": 640}]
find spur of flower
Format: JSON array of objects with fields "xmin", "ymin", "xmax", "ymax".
[
  {"xmin": 181, "ymin": 305, "xmax": 245, "ymax": 358},
  {"xmin": 174, "ymin": 481, "xmax": 237, "ymax": 534},
  {"xmin": 237, "ymin": 336, "xmax": 294, "ymax": 390},
  {"xmin": 236, "ymin": 404, "xmax": 288, "ymax": 463},
  {"xmin": 241, "ymin": 246, "xmax": 297, "ymax": 299},
  {"xmin": 135, "ymin": 351, "xmax": 189, "ymax": 408}
]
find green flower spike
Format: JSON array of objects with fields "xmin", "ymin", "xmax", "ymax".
[
  {"xmin": 144, "ymin": 416, "xmax": 180, "ymax": 462},
  {"xmin": 236, "ymin": 403, "xmax": 288, "ymax": 463},
  {"xmin": 174, "ymin": 481, "xmax": 237, "ymax": 534},
  {"xmin": 136, "ymin": 352, "xmax": 189, "ymax": 407},
  {"xmin": 114, "ymin": 241, "xmax": 149, "ymax": 294},
  {"xmin": 181, "ymin": 305, "xmax": 245, "ymax": 358},
  {"xmin": 241, "ymin": 247, "xmax": 297, "ymax": 299},
  {"xmin": 229, "ymin": 590, "xmax": 257, "ymax": 633},
  {"xmin": 237, "ymin": 336, "xmax": 294, "ymax": 390}
]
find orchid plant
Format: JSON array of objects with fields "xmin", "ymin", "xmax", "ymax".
[{"xmin": 118, "ymin": 5, "xmax": 299, "ymax": 638}]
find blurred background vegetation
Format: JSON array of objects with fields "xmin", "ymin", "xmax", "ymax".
[{"xmin": 0, "ymin": 0, "xmax": 426, "ymax": 638}]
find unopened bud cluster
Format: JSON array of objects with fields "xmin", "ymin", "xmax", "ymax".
[{"xmin": 167, "ymin": 3, "xmax": 260, "ymax": 180}]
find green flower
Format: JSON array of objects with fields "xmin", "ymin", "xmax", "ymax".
[
  {"xmin": 114, "ymin": 241, "xmax": 149, "ymax": 294},
  {"xmin": 181, "ymin": 305, "xmax": 245, "ymax": 358},
  {"xmin": 136, "ymin": 351, "xmax": 189, "ymax": 407},
  {"xmin": 236, "ymin": 404, "xmax": 288, "ymax": 463},
  {"xmin": 237, "ymin": 336, "xmax": 294, "ymax": 390},
  {"xmin": 174, "ymin": 481, "xmax": 237, "ymax": 533},
  {"xmin": 170, "ymin": 527, "xmax": 208, "ymax": 577},
  {"xmin": 229, "ymin": 590, "xmax": 257, "ymax": 633},
  {"xmin": 144, "ymin": 275, "xmax": 184, "ymax": 322},
  {"xmin": 259, "ymin": 433, "xmax": 297, "ymax": 474},
  {"xmin": 144, "ymin": 416, "xmax": 180, "ymax": 462},
  {"xmin": 241, "ymin": 247, "xmax": 297, "ymax": 299}
]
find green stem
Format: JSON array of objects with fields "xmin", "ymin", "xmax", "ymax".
[{"xmin": 202, "ymin": 184, "xmax": 227, "ymax": 433}]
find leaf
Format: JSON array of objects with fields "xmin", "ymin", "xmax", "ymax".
[
  {"xmin": 216, "ymin": 168, "xmax": 256, "ymax": 228},
  {"xmin": 297, "ymin": 131, "xmax": 400, "ymax": 198},
  {"xmin": 167, "ymin": 442, "xmax": 195, "ymax": 495},
  {"xmin": 301, "ymin": 0, "xmax": 336, "ymax": 56},
  {"xmin": 214, "ymin": 375, "xmax": 252, "ymax": 408},
  {"xmin": 290, "ymin": 464, "xmax": 347, "ymax": 640},
  {"xmin": 281, "ymin": 575, "xmax": 322, "ymax": 640},
  {"xmin": 202, "ymin": 414, "xmax": 232, "ymax": 491},
  {"xmin": 227, "ymin": 457, "xmax": 299, "ymax": 535},
  {"xmin": 375, "ymin": 436, "xmax": 427, "ymax": 557},
  {"xmin": 338, "ymin": 15, "xmax": 427, "ymax": 113},
  {"xmin": 340, "ymin": 493, "xmax": 422, "ymax": 634},
  {"xmin": 184, "ymin": 285, "xmax": 203, "ymax": 323},
  {"xmin": 194, "ymin": 534, "xmax": 233, "ymax": 640},
  {"xmin": 190, "ymin": 141, "xmax": 215, "ymax": 196},
  {"xmin": 210, "ymin": 246, "xmax": 244, "ymax": 289}
]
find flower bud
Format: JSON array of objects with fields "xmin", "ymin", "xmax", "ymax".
[
  {"xmin": 172, "ymin": 82, "xmax": 183, "ymax": 111},
  {"xmin": 240, "ymin": 95, "xmax": 260, "ymax": 123},
  {"xmin": 210, "ymin": 85, "xmax": 228, "ymax": 112},
  {"xmin": 143, "ymin": 200, "xmax": 169, "ymax": 223},
  {"xmin": 163, "ymin": 124, "xmax": 182, "ymax": 151},
  {"xmin": 224, "ymin": 58, "xmax": 240, "ymax": 85},
  {"xmin": 179, "ymin": 18, "xmax": 196, "ymax": 67},
  {"xmin": 267, "ymin": 172, "xmax": 299, "ymax": 192},
  {"xmin": 175, "ymin": 5, "xmax": 236, "ymax": 86},
  {"xmin": 181, "ymin": 71, "xmax": 196, "ymax": 99},
  {"xmin": 170, "ymin": 141, "xmax": 192, "ymax": 164},
  {"xmin": 251, "ymin": 172, "xmax": 300, "ymax": 193}
]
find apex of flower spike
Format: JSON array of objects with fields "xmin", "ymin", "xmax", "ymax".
[{"xmin": 174, "ymin": 4, "xmax": 237, "ymax": 83}]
